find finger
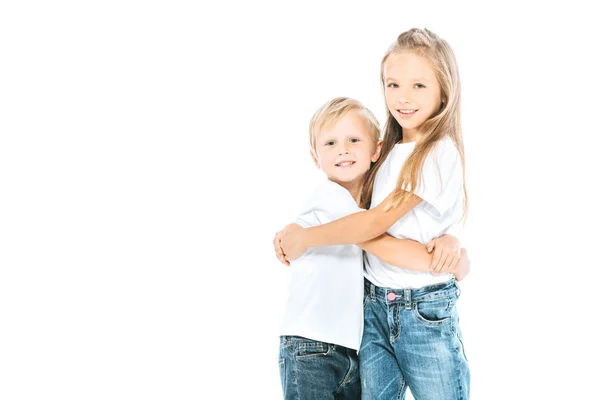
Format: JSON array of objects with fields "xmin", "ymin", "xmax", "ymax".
[
  {"xmin": 444, "ymin": 254, "xmax": 459, "ymax": 273},
  {"xmin": 274, "ymin": 234, "xmax": 284, "ymax": 257},
  {"xmin": 426, "ymin": 240, "xmax": 435, "ymax": 253},
  {"xmin": 443, "ymin": 248, "xmax": 461, "ymax": 272},
  {"xmin": 434, "ymin": 252, "xmax": 449, "ymax": 273},
  {"xmin": 276, "ymin": 236, "xmax": 285, "ymax": 257},
  {"xmin": 275, "ymin": 246, "xmax": 286, "ymax": 265},
  {"xmin": 430, "ymin": 247, "xmax": 441, "ymax": 271}
]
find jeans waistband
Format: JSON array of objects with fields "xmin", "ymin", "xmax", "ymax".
[{"xmin": 364, "ymin": 277, "xmax": 459, "ymax": 306}]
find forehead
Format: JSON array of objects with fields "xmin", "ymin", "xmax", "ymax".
[
  {"xmin": 383, "ymin": 51, "xmax": 436, "ymax": 80},
  {"xmin": 317, "ymin": 109, "xmax": 372, "ymax": 138}
]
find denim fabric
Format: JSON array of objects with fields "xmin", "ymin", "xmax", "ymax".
[
  {"xmin": 360, "ymin": 278, "xmax": 469, "ymax": 400},
  {"xmin": 279, "ymin": 336, "xmax": 361, "ymax": 400}
]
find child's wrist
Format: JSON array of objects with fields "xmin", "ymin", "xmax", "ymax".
[{"xmin": 301, "ymin": 228, "xmax": 311, "ymax": 249}]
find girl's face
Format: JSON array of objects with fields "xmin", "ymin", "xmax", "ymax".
[{"xmin": 383, "ymin": 51, "xmax": 442, "ymax": 140}]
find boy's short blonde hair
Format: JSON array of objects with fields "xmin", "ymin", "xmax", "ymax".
[{"xmin": 309, "ymin": 97, "xmax": 381, "ymax": 152}]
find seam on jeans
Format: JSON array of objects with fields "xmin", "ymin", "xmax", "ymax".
[
  {"xmin": 337, "ymin": 348, "xmax": 356, "ymax": 393},
  {"xmin": 290, "ymin": 341, "xmax": 299, "ymax": 399},
  {"xmin": 412, "ymin": 302, "xmax": 451, "ymax": 326},
  {"xmin": 397, "ymin": 374, "xmax": 405, "ymax": 400},
  {"xmin": 391, "ymin": 303, "xmax": 400, "ymax": 343},
  {"xmin": 296, "ymin": 339, "xmax": 333, "ymax": 359},
  {"xmin": 278, "ymin": 358, "xmax": 286, "ymax": 397},
  {"xmin": 386, "ymin": 290, "xmax": 458, "ymax": 305}
]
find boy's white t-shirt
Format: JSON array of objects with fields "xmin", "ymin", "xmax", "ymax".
[
  {"xmin": 280, "ymin": 180, "xmax": 364, "ymax": 351},
  {"xmin": 365, "ymin": 137, "xmax": 465, "ymax": 289}
]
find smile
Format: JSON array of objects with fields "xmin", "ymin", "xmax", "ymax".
[
  {"xmin": 335, "ymin": 161, "xmax": 355, "ymax": 167},
  {"xmin": 397, "ymin": 109, "xmax": 418, "ymax": 119}
]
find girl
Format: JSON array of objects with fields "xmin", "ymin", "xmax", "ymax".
[{"xmin": 277, "ymin": 28, "xmax": 470, "ymax": 399}]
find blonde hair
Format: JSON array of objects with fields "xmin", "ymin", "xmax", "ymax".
[
  {"xmin": 360, "ymin": 28, "xmax": 468, "ymax": 217},
  {"xmin": 309, "ymin": 97, "xmax": 381, "ymax": 153}
]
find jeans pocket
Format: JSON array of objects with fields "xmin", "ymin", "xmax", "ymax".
[
  {"xmin": 297, "ymin": 339, "xmax": 332, "ymax": 359},
  {"xmin": 413, "ymin": 299, "xmax": 453, "ymax": 325}
]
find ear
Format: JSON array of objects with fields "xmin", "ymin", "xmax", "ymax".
[
  {"xmin": 310, "ymin": 149, "xmax": 321, "ymax": 169},
  {"xmin": 371, "ymin": 140, "xmax": 383, "ymax": 162}
]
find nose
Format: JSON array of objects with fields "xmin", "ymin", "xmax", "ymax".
[
  {"xmin": 397, "ymin": 88, "xmax": 412, "ymax": 104},
  {"xmin": 338, "ymin": 143, "xmax": 350, "ymax": 155}
]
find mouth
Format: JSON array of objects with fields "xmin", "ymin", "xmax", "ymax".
[
  {"xmin": 397, "ymin": 109, "xmax": 418, "ymax": 119},
  {"xmin": 335, "ymin": 161, "xmax": 356, "ymax": 167}
]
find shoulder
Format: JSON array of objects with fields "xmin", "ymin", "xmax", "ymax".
[
  {"xmin": 427, "ymin": 136, "xmax": 460, "ymax": 165},
  {"xmin": 302, "ymin": 180, "xmax": 358, "ymax": 213},
  {"xmin": 433, "ymin": 136, "xmax": 459, "ymax": 155}
]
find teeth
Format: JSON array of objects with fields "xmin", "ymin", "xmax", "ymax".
[
  {"xmin": 337, "ymin": 161, "xmax": 354, "ymax": 167},
  {"xmin": 399, "ymin": 109, "xmax": 416, "ymax": 114}
]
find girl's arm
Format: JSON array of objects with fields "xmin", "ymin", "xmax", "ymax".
[
  {"xmin": 359, "ymin": 236, "xmax": 471, "ymax": 280},
  {"xmin": 357, "ymin": 235, "xmax": 432, "ymax": 272},
  {"xmin": 273, "ymin": 229, "xmax": 471, "ymax": 280},
  {"xmin": 280, "ymin": 191, "xmax": 422, "ymax": 260}
]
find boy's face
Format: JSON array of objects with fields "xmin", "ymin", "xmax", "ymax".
[{"xmin": 311, "ymin": 110, "xmax": 381, "ymax": 186}]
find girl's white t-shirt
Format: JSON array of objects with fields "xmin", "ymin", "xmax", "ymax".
[
  {"xmin": 364, "ymin": 137, "xmax": 465, "ymax": 289},
  {"xmin": 280, "ymin": 180, "xmax": 365, "ymax": 351}
]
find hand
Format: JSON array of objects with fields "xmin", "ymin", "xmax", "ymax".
[
  {"xmin": 451, "ymin": 248, "xmax": 470, "ymax": 281},
  {"xmin": 279, "ymin": 223, "xmax": 307, "ymax": 261},
  {"xmin": 272, "ymin": 229, "xmax": 290, "ymax": 266},
  {"xmin": 427, "ymin": 234, "xmax": 461, "ymax": 274}
]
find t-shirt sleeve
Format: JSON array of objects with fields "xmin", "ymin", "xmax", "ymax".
[
  {"xmin": 413, "ymin": 139, "xmax": 463, "ymax": 217},
  {"xmin": 295, "ymin": 181, "xmax": 361, "ymax": 228},
  {"xmin": 444, "ymin": 218, "xmax": 464, "ymax": 243}
]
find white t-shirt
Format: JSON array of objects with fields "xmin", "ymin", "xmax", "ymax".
[
  {"xmin": 365, "ymin": 137, "xmax": 465, "ymax": 289},
  {"xmin": 280, "ymin": 180, "xmax": 365, "ymax": 351}
]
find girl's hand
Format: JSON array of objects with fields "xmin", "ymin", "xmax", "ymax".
[
  {"xmin": 451, "ymin": 248, "xmax": 470, "ymax": 281},
  {"xmin": 272, "ymin": 229, "xmax": 290, "ymax": 266},
  {"xmin": 427, "ymin": 234, "xmax": 461, "ymax": 273},
  {"xmin": 279, "ymin": 223, "xmax": 307, "ymax": 261}
]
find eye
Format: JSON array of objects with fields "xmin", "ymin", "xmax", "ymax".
[
  {"xmin": 325, "ymin": 141, "xmax": 335, "ymax": 146},
  {"xmin": 414, "ymin": 83, "xmax": 426, "ymax": 89},
  {"xmin": 350, "ymin": 138, "xmax": 359, "ymax": 143},
  {"xmin": 387, "ymin": 83, "xmax": 398, "ymax": 88}
]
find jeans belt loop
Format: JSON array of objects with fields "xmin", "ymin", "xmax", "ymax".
[
  {"xmin": 404, "ymin": 289, "xmax": 412, "ymax": 310},
  {"xmin": 370, "ymin": 281, "xmax": 376, "ymax": 301}
]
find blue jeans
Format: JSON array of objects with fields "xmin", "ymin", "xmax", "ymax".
[
  {"xmin": 360, "ymin": 278, "xmax": 469, "ymax": 400},
  {"xmin": 279, "ymin": 336, "xmax": 361, "ymax": 399}
]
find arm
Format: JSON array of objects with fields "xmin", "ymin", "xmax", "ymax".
[
  {"xmin": 360, "ymin": 235, "xmax": 471, "ymax": 280},
  {"xmin": 358, "ymin": 234, "xmax": 432, "ymax": 272},
  {"xmin": 280, "ymin": 191, "xmax": 422, "ymax": 260},
  {"xmin": 274, "ymin": 227, "xmax": 471, "ymax": 281}
]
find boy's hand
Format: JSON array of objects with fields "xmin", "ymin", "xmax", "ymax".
[
  {"xmin": 273, "ymin": 229, "xmax": 290, "ymax": 266},
  {"xmin": 427, "ymin": 234, "xmax": 461, "ymax": 273},
  {"xmin": 451, "ymin": 248, "xmax": 470, "ymax": 281},
  {"xmin": 279, "ymin": 223, "xmax": 307, "ymax": 261}
]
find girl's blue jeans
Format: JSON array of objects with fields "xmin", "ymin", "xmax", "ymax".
[{"xmin": 360, "ymin": 278, "xmax": 470, "ymax": 400}]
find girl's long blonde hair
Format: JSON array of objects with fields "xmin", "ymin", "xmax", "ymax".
[{"xmin": 360, "ymin": 28, "xmax": 468, "ymax": 219}]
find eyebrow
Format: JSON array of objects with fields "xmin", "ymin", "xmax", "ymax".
[{"xmin": 385, "ymin": 77, "xmax": 432, "ymax": 83}]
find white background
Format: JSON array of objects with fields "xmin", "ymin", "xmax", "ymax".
[{"xmin": 1, "ymin": 1, "xmax": 599, "ymax": 399}]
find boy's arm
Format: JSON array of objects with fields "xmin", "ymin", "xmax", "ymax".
[{"xmin": 357, "ymin": 234, "xmax": 432, "ymax": 272}]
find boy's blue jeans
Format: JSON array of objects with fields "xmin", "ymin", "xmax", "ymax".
[
  {"xmin": 360, "ymin": 278, "xmax": 470, "ymax": 400},
  {"xmin": 279, "ymin": 336, "xmax": 360, "ymax": 399}
]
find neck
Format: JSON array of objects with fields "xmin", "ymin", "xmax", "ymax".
[
  {"xmin": 332, "ymin": 178, "xmax": 364, "ymax": 205},
  {"xmin": 402, "ymin": 129, "xmax": 419, "ymax": 143}
]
